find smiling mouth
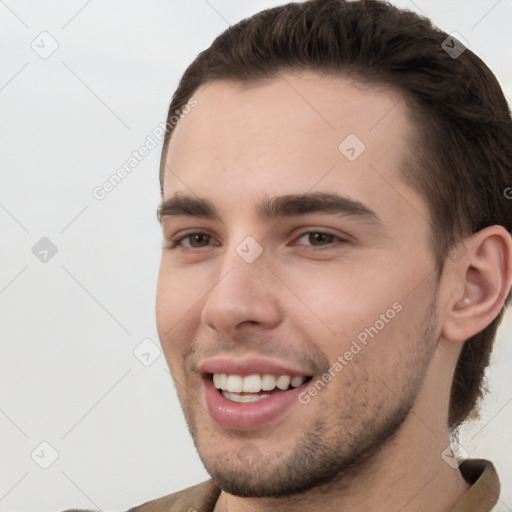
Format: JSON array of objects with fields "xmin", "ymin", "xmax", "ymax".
[{"xmin": 211, "ymin": 373, "xmax": 312, "ymax": 403}]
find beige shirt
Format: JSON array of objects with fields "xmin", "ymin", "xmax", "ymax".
[{"xmin": 120, "ymin": 459, "xmax": 499, "ymax": 512}]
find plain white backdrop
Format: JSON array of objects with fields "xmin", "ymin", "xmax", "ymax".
[{"xmin": 1, "ymin": 1, "xmax": 512, "ymax": 511}]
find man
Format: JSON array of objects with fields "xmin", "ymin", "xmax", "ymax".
[{"xmin": 68, "ymin": 0, "xmax": 512, "ymax": 510}]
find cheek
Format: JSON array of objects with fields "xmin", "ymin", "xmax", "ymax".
[
  {"xmin": 155, "ymin": 260, "xmax": 204, "ymax": 353},
  {"xmin": 279, "ymin": 258, "xmax": 390, "ymax": 322},
  {"xmin": 156, "ymin": 256, "xmax": 209, "ymax": 317},
  {"xmin": 280, "ymin": 254, "xmax": 427, "ymax": 356}
]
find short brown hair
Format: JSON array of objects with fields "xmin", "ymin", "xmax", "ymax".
[{"xmin": 159, "ymin": 0, "xmax": 512, "ymax": 429}]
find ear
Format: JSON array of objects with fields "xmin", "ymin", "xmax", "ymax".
[{"xmin": 441, "ymin": 225, "xmax": 512, "ymax": 343}]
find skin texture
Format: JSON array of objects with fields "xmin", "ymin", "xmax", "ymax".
[{"xmin": 155, "ymin": 72, "xmax": 512, "ymax": 512}]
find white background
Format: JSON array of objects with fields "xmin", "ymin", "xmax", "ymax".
[{"xmin": 1, "ymin": 1, "xmax": 511, "ymax": 511}]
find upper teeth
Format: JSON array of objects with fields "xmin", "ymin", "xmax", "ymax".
[{"xmin": 212, "ymin": 373, "xmax": 306, "ymax": 393}]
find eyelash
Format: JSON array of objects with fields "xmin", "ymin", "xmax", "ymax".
[{"xmin": 166, "ymin": 230, "xmax": 347, "ymax": 250}]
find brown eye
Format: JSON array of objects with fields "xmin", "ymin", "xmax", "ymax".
[
  {"xmin": 184, "ymin": 233, "xmax": 211, "ymax": 247},
  {"xmin": 296, "ymin": 231, "xmax": 342, "ymax": 247},
  {"xmin": 309, "ymin": 233, "xmax": 335, "ymax": 245},
  {"xmin": 168, "ymin": 232, "xmax": 214, "ymax": 249}
]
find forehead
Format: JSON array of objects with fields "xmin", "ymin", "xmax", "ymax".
[{"xmin": 163, "ymin": 72, "xmax": 424, "ymax": 224}]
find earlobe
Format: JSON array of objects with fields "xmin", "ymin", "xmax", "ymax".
[{"xmin": 441, "ymin": 226, "xmax": 512, "ymax": 343}]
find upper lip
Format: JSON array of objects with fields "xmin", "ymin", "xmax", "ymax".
[{"xmin": 199, "ymin": 356, "xmax": 312, "ymax": 377}]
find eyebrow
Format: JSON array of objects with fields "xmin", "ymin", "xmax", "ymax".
[{"xmin": 157, "ymin": 192, "xmax": 381, "ymax": 225}]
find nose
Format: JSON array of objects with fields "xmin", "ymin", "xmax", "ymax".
[{"xmin": 200, "ymin": 246, "xmax": 283, "ymax": 338}]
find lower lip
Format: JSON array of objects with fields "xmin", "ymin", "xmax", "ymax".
[{"xmin": 203, "ymin": 377, "xmax": 309, "ymax": 430}]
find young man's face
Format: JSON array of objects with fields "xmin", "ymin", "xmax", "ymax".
[{"xmin": 156, "ymin": 72, "xmax": 444, "ymax": 496}]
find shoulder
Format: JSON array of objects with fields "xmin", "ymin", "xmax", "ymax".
[
  {"xmin": 451, "ymin": 459, "xmax": 500, "ymax": 512},
  {"xmin": 126, "ymin": 479, "xmax": 220, "ymax": 512},
  {"xmin": 60, "ymin": 480, "xmax": 220, "ymax": 512}
]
